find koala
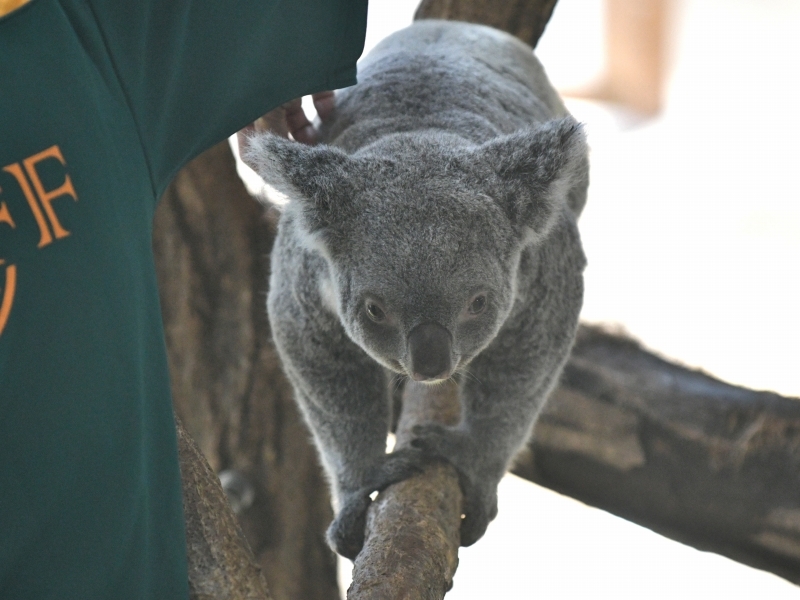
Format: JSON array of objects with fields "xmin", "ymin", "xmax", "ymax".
[{"xmin": 245, "ymin": 20, "xmax": 589, "ymax": 560}]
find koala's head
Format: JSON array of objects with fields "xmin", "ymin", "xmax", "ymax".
[{"xmin": 245, "ymin": 118, "xmax": 586, "ymax": 382}]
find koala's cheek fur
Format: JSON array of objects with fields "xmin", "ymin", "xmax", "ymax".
[
  {"xmin": 348, "ymin": 318, "xmax": 406, "ymax": 372},
  {"xmin": 453, "ymin": 317, "xmax": 502, "ymax": 365}
]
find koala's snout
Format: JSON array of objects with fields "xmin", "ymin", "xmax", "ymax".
[{"xmin": 407, "ymin": 322, "xmax": 453, "ymax": 381}]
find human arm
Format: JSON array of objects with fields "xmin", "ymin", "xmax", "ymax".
[{"xmin": 86, "ymin": 0, "xmax": 367, "ymax": 196}]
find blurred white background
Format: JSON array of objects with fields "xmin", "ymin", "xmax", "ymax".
[{"xmin": 238, "ymin": 0, "xmax": 800, "ymax": 596}]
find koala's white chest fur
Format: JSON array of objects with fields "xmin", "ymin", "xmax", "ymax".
[{"xmin": 247, "ymin": 20, "xmax": 588, "ymax": 558}]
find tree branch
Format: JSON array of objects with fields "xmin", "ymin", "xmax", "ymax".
[
  {"xmin": 348, "ymin": 382, "xmax": 463, "ymax": 599},
  {"xmin": 178, "ymin": 415, "xmax": 273, "ymax": 599},
  {"xmin": 513, "ymin": 324, "xmax": 800, "ymax": 584},
  {"xmin": 415, "ymin": 0, "xmax": 558, "ymax": 48}
]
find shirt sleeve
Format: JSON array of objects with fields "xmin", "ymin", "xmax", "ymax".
[{"xmin": 85, "ymin": 0, "xmax": 368, "ymax": 197}]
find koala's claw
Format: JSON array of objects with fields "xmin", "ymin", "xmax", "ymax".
[
  {"xmin": 410, "ymin": 423, "xmax": 498, "ymax": 547},
  {"xmin": 328, "ymin": 448, "xmax": 430, "ymax": 559},
  {"xmin": 327, "ymin": 494, "xmax": 371, "ymax": 560},
  {"xmin": 459, "ymin": 487, "xmax": 498, "ymax": 546}
]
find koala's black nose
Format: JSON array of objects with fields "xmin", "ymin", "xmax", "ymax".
[{"xmin": 408, "ymin": 322, "xmax": 452, "ymax": 381}]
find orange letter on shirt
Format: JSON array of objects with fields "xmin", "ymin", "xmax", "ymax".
[
  {"xmin": 3, "ymin": 162, "xmax": 53, "ymax": 247},
  {"xmin": 3, "ymin": 145, "xmax": 78, "ymax": 248},
  {"xmin": 0, "ymin": 200, "xmax": 17, "ymax": 336},
  {"xmin": 23, "ymin": 145, "xmax": 78, "ymax": 243}
]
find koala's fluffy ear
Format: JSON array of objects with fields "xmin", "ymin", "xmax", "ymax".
[
  {"xmin": 481, "ymin": 117, "xmax": 588, "ymax": 240},
  {"xmin": 243, "ymin": 132, "xmax": 359, "ymax": 232}
]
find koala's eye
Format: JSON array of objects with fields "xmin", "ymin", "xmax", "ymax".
[
  {"xmin": 366, "ymin": 301, "xmax": 387, "ymax": 323},
  {"xmin": 468, "ymin": 295, "xmax": 487, "ymax": 315}
]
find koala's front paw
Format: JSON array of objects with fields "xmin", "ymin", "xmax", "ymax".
[
  {"xmin": 328, "ymin": 448, "xmax": 430, "ymax": 559},
  {"xmin": 364, "ymin": 446, "xmax": 429, "ymax": 492},
  {"xmin": 410, "ymin": 424, "xmax": 499, "ymax": 546},
  {"xmin": 458, "ymin": 483, "xmax": 498, "ymax": 546},
  {"xmin": 327, "ymin": 494, "xmax": 371, "ymax": 560}
]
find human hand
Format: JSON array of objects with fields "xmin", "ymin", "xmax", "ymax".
[
  {"xmin": 237, "ymin": 91, "xmax": 335, "ymax": 162},
  {"xmin": 282, "ymin": 90, "xmax": 335, "ymax": 145}
]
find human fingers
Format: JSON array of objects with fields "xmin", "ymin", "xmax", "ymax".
[
  {"xmin": 312, "ymin": 91, "xmax": 335, "ymax": 123},
  {"xmin": 283, "ymin": 97, "xmax": 316, "ymax": 145}
]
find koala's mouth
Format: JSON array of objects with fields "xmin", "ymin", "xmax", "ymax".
[{"xmin": 392, "ymin": 355, "xmax": 464, "ymax": 384}]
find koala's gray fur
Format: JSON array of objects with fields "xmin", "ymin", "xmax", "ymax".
[{"xmin": 245, "ymin": 20, "xmax": 589, "ymax": 559}]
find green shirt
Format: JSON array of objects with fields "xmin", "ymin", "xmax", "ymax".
[{"xmin": 0, "ymin": 0, "xmax": 367, "ymax": 597}]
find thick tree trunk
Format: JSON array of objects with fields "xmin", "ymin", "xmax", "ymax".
[
  {"xmin": 153, "ymin": 140, "xmax": 339, "ymax": 600},
  {"xmin": 514, "ymin": 325, "xmax": 800, "ymax": 584},
  {"xmin": 415, "ymin": 0, "xmax": 557, "ymax": 49},
  {"xmin": 177, "ymin": 416, "xmax": 273, "ymax": 600}
]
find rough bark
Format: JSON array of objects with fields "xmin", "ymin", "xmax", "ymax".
[
  {"xmin": 177, "ymin": 416, "xmax": 273, "ymax": 599},
  {"xmin": 513, "ymin": 324, "xmax": 800, "ymax": 584},
  {"xmin": 348, "ymin": 382, "xmax": 463, "ymax": 600},
  {"xmin": 415, "ymin": 0, "xmax": 558, "ymax": 48},
  {"xmin": 153, "ymin": 137, "xmax": 339, "ymax": 600}
]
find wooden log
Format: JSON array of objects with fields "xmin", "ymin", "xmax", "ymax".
[{"xmin": 513, "ymin": 324, "xmax": 800, "ymax": 584}]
